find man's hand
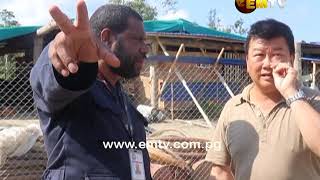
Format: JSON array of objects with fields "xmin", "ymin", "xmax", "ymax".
[
  {"xmin": 48, "ymin": 0, "xmax": 119, "ymax": 77},
  {"xmin": 272, "ymin": 62, "xmax": 298, "ymax": 99},
  {"xmin": 210, "ymin": 165, "xmax": 234, "ymax": 180}
]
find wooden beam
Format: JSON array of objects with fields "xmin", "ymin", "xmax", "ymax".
[
  {"xmin": 150, "ymin": 37, "xmax": 244, "ymax": 52},
  {"xmin": 294, "ymin": 42, "xmax": 302, "ymax": 82},
  {"xmin": 36, "ymin": 20, "xmax": 59, "ymax": 36},
  {"xmin": 150, "ymin": 42, "xmax": 159, "ymax": 108},
  {"xmin": 147, "ymin": 33, "xmax": 244, "ymax": 44},
  {"xmin": 174, "ymin": 70, "xmax": 213, "ymax": 128},
  {"xmin": 155, "ymin": 40, "xmax": 212, "ymax": 127},
  {"xmin": 201, "ymin": 48, "xmax": 235, "ymax": 97},
  {"xmin": 156, "ymin": 36, "xmax": 170, "ymax": 56},
  {"xmin": 171, "ymin": 83, "xmax": 174, "ymax": 120},
  {"xmin": 157, "ymin": 43, "xmax": 184, "ymax": 100},
  {"xmin": 33, "ymin": 36, "xmax": 44, "ymax": 63},
  {"xmin": 312, "ymin": 62, "xmax": 317, "ymax": 89},
  {"xmin": 214, "ymin": 48, "xmax": 225, "ymax": 66}
]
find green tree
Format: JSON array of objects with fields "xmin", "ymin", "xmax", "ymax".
[
  {"xmin": 161, "ymin": 0, "xmax": 177, "ymax": 13},
  {"xmin": 232, "ymin": 18, "xmax": 247, "ymax": 35},
  {"xmin": 207, "ymin": 9, "xmax": 221, "ymax": 30},
  {"xmin": 0, "ymin": 10, "xmax": 20, "ymax": 80},
  {"xmin": 207, "ymin": 8, "xmax": 247, "ymax": 35},
  {"xmin": 0, "ymin": 9, "xmax": 19, "ymax": 27},
  {"xmin": 108, "ymin": 0, "xmax": 157, "ymax": 20},
  {"xmin": 108, "ymin": 0, "xmax": 177, "ymax": 20}
]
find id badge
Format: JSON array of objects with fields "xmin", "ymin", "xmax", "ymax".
[{"xmin": 129, "ymin": 149, "xmax": 146, "ymax": 180}]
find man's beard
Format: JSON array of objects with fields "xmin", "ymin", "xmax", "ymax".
[{"xmin": 109, "ymin": 40, "xmax": 143, "ymax": 79}]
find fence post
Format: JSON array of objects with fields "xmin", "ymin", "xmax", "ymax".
[
  {"xmin": 294, "ymin": 42, "xmax": 302, "ymax": 82},
  {"xmin": 150, "ymin": 41, "xmax": 159, "ymax": 108},
  {"xmin": 312, "ymin": 62, "xmax": 317, "ymax": 89},
  {"xmin": 33, "ymin": 36, "xmax": 44, "ymax": 64},
  {"xmin": 171, "ymin": 83, "xmax": 174, "ymax": 120}
]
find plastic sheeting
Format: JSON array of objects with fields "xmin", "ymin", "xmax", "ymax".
[{"xmin": 0, "ymin": 124, "xmax": 42, "ymax": 167}]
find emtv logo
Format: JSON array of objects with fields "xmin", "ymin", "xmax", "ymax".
[{"xmin": 235, "ymin": 0, "xmax": 287, "ymax": 14}]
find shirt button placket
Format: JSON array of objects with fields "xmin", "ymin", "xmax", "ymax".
[{"xmin": 257, "ymin": 110, "xmax": 267, "ymax": 143}]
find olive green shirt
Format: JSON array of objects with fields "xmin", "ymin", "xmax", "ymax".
[{"xmin": 206, "ymin": 84, "xmax": 320, "ymax": 180}]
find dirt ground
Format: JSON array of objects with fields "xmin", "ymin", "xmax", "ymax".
[
  {"xmin": 149, "ymin": 119, "xmax": 217, "ymax": 140},
  {"xmin": 0, "ymin": 119, "xmax": 217, "ymax": 140}
]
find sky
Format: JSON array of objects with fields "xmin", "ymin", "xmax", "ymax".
[{"xmin": 1, "ymin": 0, "xmax": 319, "ymax": 43}]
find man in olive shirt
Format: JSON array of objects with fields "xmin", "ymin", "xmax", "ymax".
[{"xmin": 205, "ymin": 19, "xmax": 320, "ymax": 180}]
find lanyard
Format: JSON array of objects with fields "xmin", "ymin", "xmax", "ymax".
[
  {"xmin": 97, "ymin": 71, "xmax": 135, "ymax": 141},
  {"xmin": 98, "ymin": 76, "xmax": 135, "ymax": 141},
  {"xmin": 118, "ymin": 85, "xmax": 134, "ymax": 141}
]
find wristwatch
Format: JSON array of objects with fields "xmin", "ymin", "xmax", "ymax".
[{"xmin": 286, "ymin": 89, "xmax": 306, "ymax": 106}]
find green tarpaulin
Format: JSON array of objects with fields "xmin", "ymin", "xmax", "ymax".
[
  {"xmin": 144, "ymin": 18, "xmax": 246, "ymax": 41},
  {"xmin": 0, "ymin": 26, "xmax": 40, "ymax": 42},
  {"xmin": 0, "ymin": 19, "xmax": 245, "ymax": 42}
]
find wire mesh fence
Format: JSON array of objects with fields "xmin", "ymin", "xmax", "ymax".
[
  {"xmin": 122, "ymin": 60, "xmax": 252, "ymax": 179},
  {"xmin": 301, "ymin": 60, "xmax": 320, "ymax": 90},
  {"xmin": 0, "ymin": 54, "xmax": 254, "ymax": 179},
  {"xmin": 123, "ymin": 61, "xmax": 251, "ymax": 123},
  {"xmin": 0, "ymin": 56, "xmax": 38, "ymax": 120}
]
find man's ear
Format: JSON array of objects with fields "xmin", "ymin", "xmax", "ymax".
[
  {"xmin": 289, "ymin": 54, "xmax": 295, "ymax": 67},
  {"xmin": 100, "ymin": 28, "xmax": 116, "ymax": 47},
  {"xmin": 245, "ymin": 55, "xmax": 249, "ymax": 72}
]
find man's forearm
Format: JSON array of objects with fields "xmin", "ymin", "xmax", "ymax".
[
  {"xmin": 30, "ymin": 45, "xmax": 98, "ymax": 113},
  {"xmin": 291, "ymin": 99, "xmax": 320, "ymax": 157}
]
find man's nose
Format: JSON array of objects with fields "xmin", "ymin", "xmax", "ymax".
[{"xmin": 262, "ymin": 55, "xmax": 272, "ymax": 67}]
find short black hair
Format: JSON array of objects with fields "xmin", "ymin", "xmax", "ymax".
[
  {"xmin": 90, "ymin": 4, "xmax": 143, "ymax": 38},
  {"xmin": 245, "ymin": 19, "xmax": 295, "ymax": 55}
]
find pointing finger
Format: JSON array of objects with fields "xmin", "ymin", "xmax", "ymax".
[
  {"xmin": 49, "ymin": 5, "xmax": 74, "ymax": 35},
  {"xmin": 75, "ymin": 0, "xmax": 89, "ymax": 29}
]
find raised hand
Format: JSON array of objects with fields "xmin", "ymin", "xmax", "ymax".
[
  {"xmin": 48, "ymin": 0, "xmax": 119, "ymax": 77},
  {"xmin": 272, "ymin": 62, "xmax": 298, "ymax": 99}
]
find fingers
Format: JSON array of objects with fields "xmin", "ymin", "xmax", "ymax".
[
  {"xmin": 272, "ymin": 63, "xmax": 288, "ymax": 76},
  {"xmin": 49, "ymin": 33, "xmax": 79, "ymax": 76},
  {"xmin": 55, "ymin": 33, "xmax": 79, "ymax": 73},
  {"xmin": 272, "ymin": 62, "xmax": 297, "ymax": 79},
  {"xmin": 97, "ymin": 41, "xmax": 120, "ymax": 68},
  {"xmin": 75, "ymin": 0, "xmax": 89, "ymax": 29},
  {"xmin": 49, "ymin": 5, "xmax": 74, "ymax": 35},
  {"xmin": 49, "ymin": 42, "xmax": 69, "ymax": 77},
  {"xmin": 56, "ymin": 46, "xmax": 78, "ymax": 74}
]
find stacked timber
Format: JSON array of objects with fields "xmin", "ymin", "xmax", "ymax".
[{"xmin": 147, "ymin": 135, "xmax": 212, "ymax": 180}]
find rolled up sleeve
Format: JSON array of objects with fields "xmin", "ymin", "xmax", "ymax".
[{"xmin": 205, "ymin": 103, "xmax": 231, "ymax": 166}]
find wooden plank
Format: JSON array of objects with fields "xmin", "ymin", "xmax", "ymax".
[
  {"xmin": 151, "ymin": 38, "xmax": 244, "ymax": 51},
  {"xmin": 174, "ymin": 70, "xmax": 212, "ymax": 128},
  {"xmin": 294, "ymin": 42, "xmax": 302, "ymax": 81},
  {"xmin": 150, "ymin": 42, "xmax": 159, "ymax": 108},
  {"xmin": 171, "ymin": 84, "xmax": 174, "ymax": 120},
  {"xmin": 312, "ymin": 62, "xmax": 317, "ymax": 89},
  {"xmin": 201, "ymin": 48, "xmax": 235, "ymax": 97},
  {"xmin": 157, "ymin": 43, "xmax": 184, "ymax": 100},
  {"xmin": 33, "ymin": 36, "xmax": 44, "ymax": 63}
]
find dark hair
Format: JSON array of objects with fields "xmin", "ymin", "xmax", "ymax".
[
  {"xmin": 89, "ymin": 4, "xmax": 143, "ymax": 38},
  {"xmin": 245, "ymin": 19, "xmax": 295, "ymax": 55}
]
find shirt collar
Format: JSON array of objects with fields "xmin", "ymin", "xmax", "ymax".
[
  {"xmin": 236, "ymin": 83, "xmax": 254, "ymax": 105},
  {"xmin": 237, "ymin": 83, "xmax": 286, "ymax": 106}
]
